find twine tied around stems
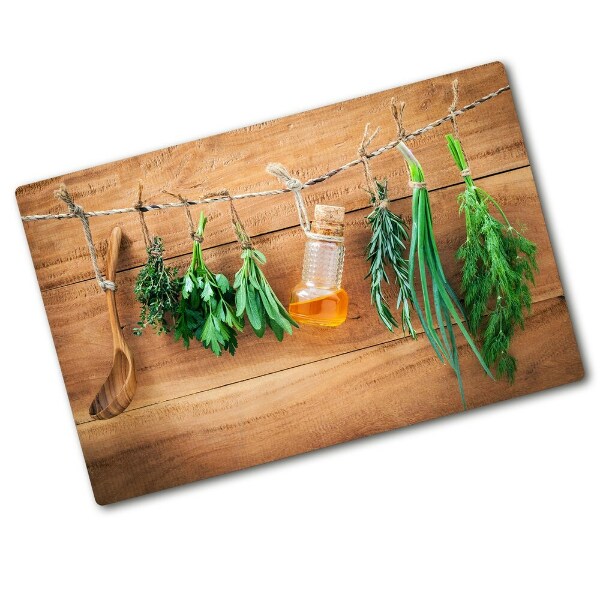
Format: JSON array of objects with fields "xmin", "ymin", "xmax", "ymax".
[
  {"xmin": 54, "ymin": 184, "xmax": 116, "ymax": 292},
  {"xmin": 449, "ymin": 78, "xmax": 472, "ymax": 177},
  {"xmin": 409, "ymin": 181, "xmax": 427, "ymax": 189},
  {"xmin": 133, "ymin": 180, "xmax": 162, "ymax": 256},
  {"xmin": 224, "ymin": 190, "xmax": 253, "ymax": 250},
  {"xmin": 390, "ymin": 97, "xmax": 423, "ymax": 190},
  {"xmin": 266, "ymin": 163, "xmax": 343, "ymax": 243},
  {"xmin": 178, "ymin": 194, "xmax": 203, "ymax": 244}
]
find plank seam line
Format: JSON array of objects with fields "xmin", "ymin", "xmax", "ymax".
[
  {"xmin": 45, "ymin": 163, "xmax": 531, "ymax": 293},
  {"xmin": 75, "ymin": 293, "xmax": 564, "ymax": 427},
  {"xmin": 20, "ymin": 84, "xmax": 511, "ymax": 222}
]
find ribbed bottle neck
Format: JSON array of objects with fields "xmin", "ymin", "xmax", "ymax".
[{"xmin": 301, "ymin": 239, "xmax": 345, "ymax": 289}]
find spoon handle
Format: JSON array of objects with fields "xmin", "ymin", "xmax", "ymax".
[{"xmin": 104, "ymin": 227, "xmax": 123, "ymax": 348}]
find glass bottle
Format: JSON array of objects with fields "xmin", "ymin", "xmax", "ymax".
[{"xmin": 289, "ymin": 204, "xmax": 348, "ymax": 327}]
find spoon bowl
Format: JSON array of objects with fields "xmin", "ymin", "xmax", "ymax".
[{"xmin": 89, "ymin": 227, "xmax": 137, "ymax": 419}]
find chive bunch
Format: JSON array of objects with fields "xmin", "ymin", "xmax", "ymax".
[{"xmin": 397, "ymin": 141, "xmax": 492, "ymax": 408}]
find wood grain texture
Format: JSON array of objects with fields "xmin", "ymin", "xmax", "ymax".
[
  {"xmin": 17, "ymin": 62, "xmax": 524, "ymax": 292},
  {"xmin": 80, "ymin": 297, "xmax": 583, "ymax": 505},
  {"xmin": 44, "ymin": 168, "xmax": 561, "ymax": 425},
  {"xmin": 88, "ymin": 227, "xmax": 137, "ymax": 420},
  {"xmin": 15, "ymin": 61, "xmax": 583, "ymax": 504}
]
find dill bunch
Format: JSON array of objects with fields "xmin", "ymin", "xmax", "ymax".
[
  {"xmin": 174, "ymin": 213, "xmax": 243, "ymax": 356},
  {"xmin": 446, "ymin": 134, "xmax": 538, "ymax": 382},
  {"xmin": 234, "ymin": 247, "xmax": 298, "ymax": 340},
  {"xmin": 133, "ymin": 236, "xmax": 180, "ymax": 335},
  {"xmin": 397, "ymin": 141, "xmax": 492, "ymax": 408},
  {"xmin": 365, "ymin": 179, "xmax": 415, "ymax": 336}
]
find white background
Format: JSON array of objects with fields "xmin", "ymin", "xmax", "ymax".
[{"xmin": 1, "ymin": 2, "xmax": 598, "ymax": 599}]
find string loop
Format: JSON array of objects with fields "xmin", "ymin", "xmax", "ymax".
[
  {"xmin": 358, "ymin": 123, "xmax": 380, "ymax": 201},
  {"xmin": 224, "ymin": 190, "xmax": 254, "ymax": 250},
  {"xmin": 448, "ymin": 78, "xmax": 473, "ymax": 176},
  {"xmin": 266, "ymin": 163, "xmax": 343, "ymax": 243},
  {"xmin": 134, "ymin": 180, "xmax": 154, "ymax": 250},
  {"xmin": 390, "ymin": 97, "xmax": 407, "ymax": 142},
  {"xmin": 54, "ymin": 184, "xmax": 116, "ymax": 292}
]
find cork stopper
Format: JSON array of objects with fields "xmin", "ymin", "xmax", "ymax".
[{"xmin": 311, "ymin": 204, "xmax": 345, "ymax": 237}]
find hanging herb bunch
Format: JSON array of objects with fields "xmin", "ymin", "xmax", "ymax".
[
  {"xmin": 234, "ymin": 247, "xmax": 298, "ymax": 340},
  {"xmin": 133, "ymin": 183, "xmax": 180, "ymax": 336},
  {"xmin": 446, "ymin": 133, "xmax": 537, "ymax": 382},
  {"xmin": 397, "ymin": 141, "xmax": 493, "ymax": 407},
  {"xmin": 133, "ymin": 237, "xmax": 180, "ymax": 335},
  {"xmin": 174, "ymin": 212, "xmax": 243, "ymax": 356},
  {"xmin": 360, "ymin": 125, "xmax": 414, "ymax": 336},
  {"xmin": 229, "ymin": 197, "xmax": 298, "ymax": 340},
  {"xmin": 365, "ymin": 179, "xmax": 415, "ymax": 336}
]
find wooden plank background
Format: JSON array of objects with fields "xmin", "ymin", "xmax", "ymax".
[{"xmin": 16, "ymin": 61, "xmax": 583, "ymax": 504}]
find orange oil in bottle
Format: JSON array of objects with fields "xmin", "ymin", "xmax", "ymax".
[{"xmin": 289, "ymin": 288, "xmax": 349, "ymax": 327}]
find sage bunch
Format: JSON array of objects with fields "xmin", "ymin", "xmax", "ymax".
[{"xmin": 234, "ymin": 247, "xmax": 298, "ymax": 340}]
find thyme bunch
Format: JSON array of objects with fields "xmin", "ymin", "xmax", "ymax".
[
  {"xmin": 365, "ymin": 179, "xmax": 415, "ymax": 336},
  {"xmin": 174, "ymin": 213, "xmax": 243, "ymax": 355},
  {"xmin": 446, "ymin": 134, "xmax": 538, "ymax": 382},
  {"xmin": 133, "ymin": 236, "xmax": 180, "ymax": 335},
  {"xmin": 397, "ymin": 141, "xmax": 492, "ymax": 408},
  {"xmin": 234, "ymin": 247, "xmax": 298, "ymax": 340}
]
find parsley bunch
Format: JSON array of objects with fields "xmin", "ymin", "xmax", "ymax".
[
  {"xmin": 447, "ymin": 134, "xmax": 537, "ymax": 382},
  {"xmin": 365, "ymin": 179, "xmax": 415, "ymax": 336},
  {"xmin": 234, "ymin": 247, "xmax": 298, "ymax": 340},
  {"xmin": 133, "ymin": 237, "xmax": 180, "ymax": 335},
  {"xmin": 174, "ymin": 213, "xmax": 243, "ymax": 356}
]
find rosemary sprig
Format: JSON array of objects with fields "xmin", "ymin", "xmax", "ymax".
[
  {"xmin": 365, "ymin": 179, "xmax": 415, "ymax": 336},
  {"xmin": 234, "ymin": 247, "xmax": 298, "ymax": 340},
  {"xmin": 446, "ymin": 134, "xmax": 538, "ymax": 382},
  {"xmin": 133, "ymin": 236, "xmax": 180, "ymax": 336},
  {"xmin": 397, "ymin": 141, "xmax": 493, "ymax": 408},
  {"xmin": 174, "ymin": 213, "xmax": 243, "ymax": 356}
]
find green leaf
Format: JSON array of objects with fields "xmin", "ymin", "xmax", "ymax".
[
  {"xmin": 215, "ymin": 273, "xmax": 229, "ymax": 294},
  {"xmin": 245, "ymin": 285, "xmax": 264, "ymax": 331}
]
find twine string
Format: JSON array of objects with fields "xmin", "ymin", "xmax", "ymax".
[
  {"xmin": 358, "ymin": 123, "xmax": 380, "ymax": 201},
  {"xmin": 449, "ymin": 78, "xmax": 472, "ymax": 177},
  {"xmin": 390, "ymin": 97, "xmax": 406, "ymax": 142},
  {"xmin": 179, "ymin": 194, "xmax": 203, "ymax": 243},
  {"xmin": 449, "ymin": 78, "xmax": 461, "ymax": 139},
  {"xmin": 134, "ymin": 180, "xmax": 154, "ymax": 250},
  {"xmin": 54, "ymin": 184, "xmax": 116, "ymax": 291},
  {"xmin": 266, "ymin": 163, "xmax": 343, "ymax": 243},
  {"xmin": 225, "ymin": 191, "xmax": 253, "ymax": 250},
  {"xmin": 391, "ymin": 97, "xmax": 415, "ymax": 186},
  {"xmin": 21, "ymin": 85, "xmax": 510, "ymax": 223}
]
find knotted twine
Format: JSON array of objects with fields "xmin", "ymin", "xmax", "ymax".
[
  {"xmin": 223, "ymin": 190, "xmax": 253, "ymax": 250},
  {"xmin": 266, "ymin": 163, "xmax": 343, "ymax": 243},
  {"xmin": 133, "ymin": 180, "xmax": 162, "ymax": 255},
  {"xmin": 449, "ymin": 78, "xmax": 472, "ymax": 178},
  {"xmin": 390, "ymin": 98, "xmax": 429, "ymax": 191},
  {"xmin": 54, "ymin": 184, "xmax": 116, "ymax": 291},
  {"xmin": 358, "ymin": 123, "xmax": 384, "ymax": 206}
]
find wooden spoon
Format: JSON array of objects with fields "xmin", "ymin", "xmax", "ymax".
[{"xmin": 89, "ymin": 227, "xmax": 137, "ymax": 419}]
